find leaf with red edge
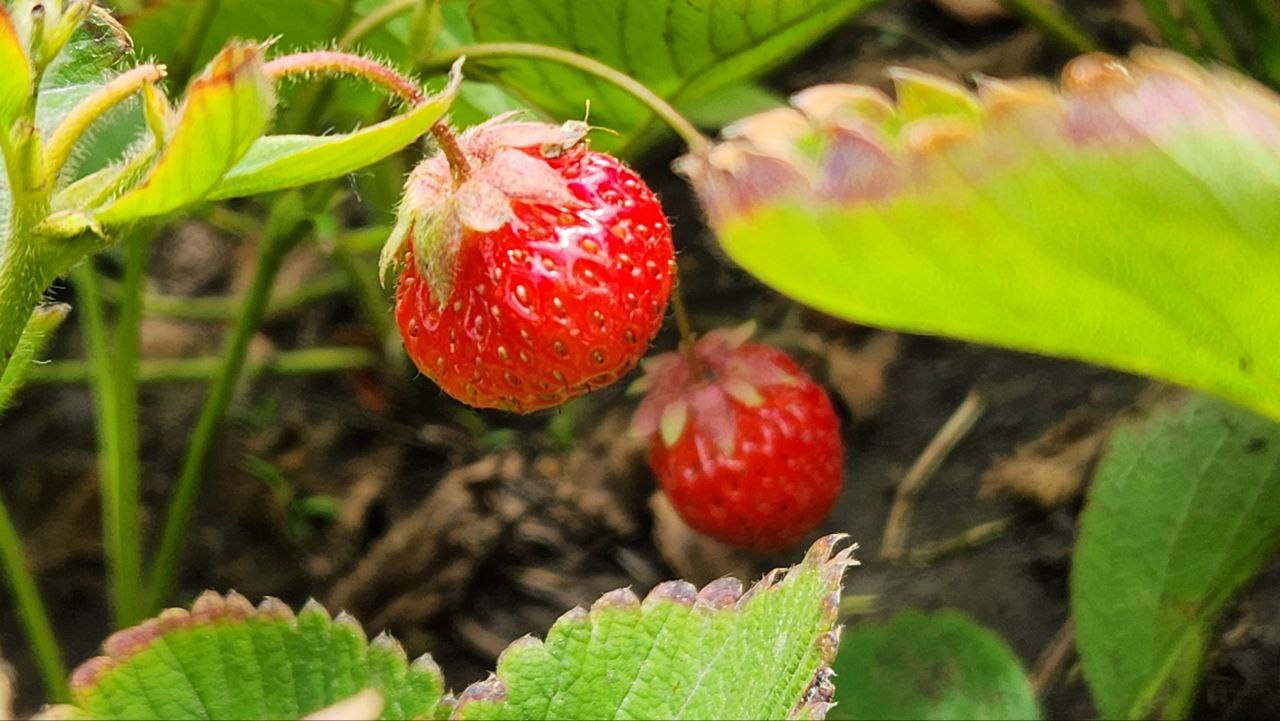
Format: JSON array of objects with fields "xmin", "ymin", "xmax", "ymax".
[
  {"xmin": 46, "ymin": 593, "xmax": 446, "ymax": 720},
  {"xmin": 452, "ymin": 536, "xmax": 856, "ymax": 720},
  {"xmin": 94, "ymin": 41, "xmax": 274, "ymax": 225}
]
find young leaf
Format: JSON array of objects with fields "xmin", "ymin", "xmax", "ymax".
[
  {"xmin": 0, "ymin": 5, "xmax": 30, "ymax": 130},
  {"xmin": 0, "ymin": 304, "xmax": 70, "ymax": 416},
  {"xmin": 467, "ymin": 0, "xmax": 878, "ymax": 152},
  {"xmin": 94, "ymin": 42, "xmax": 274, "ymax": 225},
  {"xmin": 206, "ymin": 67, "xmax": 459, "ymax": 200},
  {"xmin": 49, "ymin": 592, "xmax": 447, "ymax": 720},
  {"xmin": 827, "ymin": 610, "xmax": 1039, "ymax": 720},
  {"xmin": 1072, "ymin": 393, "xmax": 1280, "ymax": 719},
  {"xmin": 452, "ymin": 535, "xmax": 855, "ymax": 720},
  {"xmin": 682, "ymin": 50, "xmax": 1280, "ymax": 421}
]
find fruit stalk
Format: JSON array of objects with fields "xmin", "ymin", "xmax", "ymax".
[{"xmin": 430, "ymin": 122, "xmax": 471, "ymax": 184}]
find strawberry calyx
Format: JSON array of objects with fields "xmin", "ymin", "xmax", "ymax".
[
  {"xmin": 379, "ymin": 114, "xmax": 594, "ymax": 301},
  {"xmin": 629, "ymin": 322, "xmax": 799, "ymax": 453}
]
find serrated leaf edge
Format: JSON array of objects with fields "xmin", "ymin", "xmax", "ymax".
[{"xmin": 449, "ymin": 535, "xmax": 858, "ymax": 720}]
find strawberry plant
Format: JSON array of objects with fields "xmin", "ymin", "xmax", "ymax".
[{"xmin": 2, "ymin": 0, "xmax": 1280, "ymax": 719}]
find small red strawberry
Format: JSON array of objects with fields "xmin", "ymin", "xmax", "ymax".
[
  {"xmin": 384, "ymin": 117, "xmax": 676, "ymax": 412},
  {"xmin": 631, "ymin": 324, "xmax": 844, "ymax": 551}
]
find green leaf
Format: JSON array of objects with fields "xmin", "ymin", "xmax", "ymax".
[
  {"xmin": 0, "ymin": 303, "xmax": 70, "ymax": 417},
  {"xmin": 452, "ymin": 536, "xmax": 854, "ymax": 720},
  {"xmin": 682, "ymin": 82, "xmax": 785, "ymax": 129},
  {"xmin": 124, "ymin": 0, "xmax": 402, "ymax": 73},
  {"xmin": 687, "ymin": 50, "xmax": 1280, "ymax": 421},
  {"xmin": 207, "ymin": 69, "xmax": 458, "ymax": 200},
  {"xmin": 827, "ymin": 610, "xmax": 1039, "ymax": 721},
  {"xmin": 36, "ymin": 10, "xmax": 135, "ymax": 139},
  {"xmin": 53, "ymin": 592, "xmax": 447, "ymax": 720},
  {"xmin": 1072, "ymin": 393, "xmax": 1280, "ymax": 719},
  {"xmin": 95, "ymin": 42, "xmax": 274, "ymax": 225},
  {"xmin": 468, "ymin": 0, "xmax": 878, "ymax": 153}
]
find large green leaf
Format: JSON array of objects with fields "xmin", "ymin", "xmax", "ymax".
[
  {"xmin": 453, "ymin": 536, "xmax": 855, "ymax": 720},
  {"xmin": 468, "ymin": 0, "xmax": 878, "ymax": 153},
  {"xmin": 95, "ymin": 41, "xmax": 274, "ymax": 225},
  {"xmin": 1072, "ymin": 394, "xmax": 1280, "ymax": 719},
  {"xmin": 52, "ymin": 537, "xmax": 856, "ymax": 720},
  {"xmin": 207, "ymin": 68, "xmax": 458, "ymax": 200},
  {"xmin": 124, "ymin": 0, "xmax": 402, "ymax": 72},
  {"xmin": 828, "ymin": 610, "xmax": 1039, "ymax": 720},
  {"xmin": 50, "ymin": 592, "xmax": 447, "ymax": 720},
  {"xmin": 684, "ymin": 50, "xmax": 1280, "ymax": 420}
]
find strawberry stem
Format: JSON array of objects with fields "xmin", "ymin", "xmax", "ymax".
[
  {"xmin": 431, "ymin": 122, "xmax": 471, "ymax": 185},
  {"xmin": 670, "ymin": 282, "xmax": 704, "ymax": 378},
  {"xmin": 425, "ymin": 42, "xmax": 712, "ymax": 155},
  {"xmin": 263, "ymin": 50, "xmax": 425, "ymax": 106}
]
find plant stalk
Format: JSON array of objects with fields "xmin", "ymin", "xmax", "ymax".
[
  {"xmin": 25, "ymin": 346, "xmax": 377, "ymax": 385},
  {"xmin": 0, "ymin": 494, "xmax": 69, "ymax": 702},
  {"xmin": 70, "ymin": 262, "xmax": 140, "ymax": 626},
  {"xmin": 427, "ymin": 42, "xmax": 713, "ymax": 155},
  {"xmin": 144, "ymin": 194, "xmax": 312, "ymax": 613},
  {"xmin": 165, "ymin": 0, "xmax": 223, "ymax": 89},
  {"xmin": 996, "ymin": 0, "xmax": 1098, "ymax": 54}
]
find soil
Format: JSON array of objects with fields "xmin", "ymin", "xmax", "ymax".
[{"xmin": 2, "ymin": 1, "xmax": 1278, "ymax": 718}]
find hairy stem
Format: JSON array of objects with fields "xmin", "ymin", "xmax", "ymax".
[
  {"xmin": 428, "ymin": 42, "xmax": 713, "ymax": 155},
  {"xmin": 263, "ymin": 51, "xmax": 425, "ymax": 106},
  {"xmin": 0, "ymin": 494, "xmax": 69, "ymax": 702},
  {"xmin": 431, "ymin": 122, "xmax": 471, "ymax": 184},
  {"xmin": 0, "ymin": 303, "xmax": 68, "ymax": 412},
  {"xmin": 42, "ymin": 64, "xmax": 167, "ymax": 184},
  {"xmin": 145, "ymin": 194, "xmax": 312, "ymax": 613},
  {"xmin": 26, "ymin": 346, "xmax": 377, "ymax": 385}
]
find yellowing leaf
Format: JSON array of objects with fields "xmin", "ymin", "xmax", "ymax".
[
  {"xmin": 0, "ymin": 6, "xmax": 30, "ymax": 129},
  {"xmin": 685, "ymin": 50, "xmax": 1280, "ymax": 420},
  {"xmin": 96, "ymin": 42, "xmax": 274, "ymax": 225}
]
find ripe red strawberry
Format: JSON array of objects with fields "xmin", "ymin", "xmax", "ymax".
[
  {"xmin": 631, "ymin": 324, "xmax": 844, "ymax": 551},
  {"xmin": 385, "ymin": 117, "xmax": 675, "ymax": 412}
]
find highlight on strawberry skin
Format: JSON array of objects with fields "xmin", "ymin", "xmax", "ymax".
[{"xmin": 385, "ymin": 117, "xmax": 677, "ymax": 413}]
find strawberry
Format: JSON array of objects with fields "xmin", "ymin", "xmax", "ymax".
[
  {"xmin": 384, "ymin": 117, "xmax": 676, "ymax": 412},
  {"xmin": 631, "ymin": 324, "xmax": 844, "ymax": 551}
]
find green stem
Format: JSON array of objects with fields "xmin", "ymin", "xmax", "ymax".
[
  {"xmin": 0, "ymin": 493, "xmax": 69, "ymax": 702},
  {"xmin": 25, "ymin": 346, "xmax": 377, "ymax": 385},
  {"xmin": 144, "ymin": 194, "xmax": 311, "ymax": 614},
  {"xmin": 339, "ymin": 0, "xmax": 415, "ymax": 48},
  {"xmin": 42, "ymin": 64, "xmax": 167, "ymax": 184},
  {"xmin": 1137, "ymin": 0, "xmax": 1201, "ymax": 56},
  {"xmin": 1183, "ymin": 0, "xmax": 1240, "ymax": 64},
  {"xmin": 669, "ymin": 281, "xmax": 702, "ymax": 377},
  {"xmin": 166, "ymin": 0, "xmax": 223, "ymax": 89},
  {"xmin": 113, "ymin": 229, "xmax": 150, "ymax": 626},
  {"xmin": 996, "ymin": 0, "xmax": 1098, "ymax": 54},
  {"xmin": 70, "ymin": 262, "xmax": 138, "ymax": 626},
  {"xmin": 329, "ymin": 244, "xmax": 393, "ymax": 347},
  {"xmin": 427, "ymin": 42, "xmax": 713, "ymax": 154},
  {"xmin": 97, "ymin": 271, "xmax": 350, "ymax": 322}
]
